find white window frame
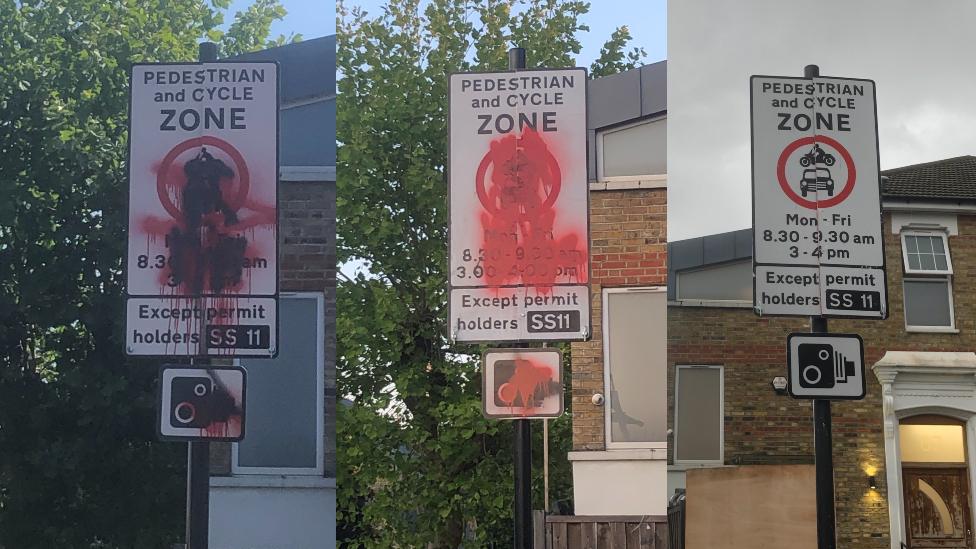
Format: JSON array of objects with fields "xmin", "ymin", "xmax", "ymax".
[
  {"xmin": 595, "ymin": 116, "xmax": 667, "ymax": 182},
  {"xmin": 603, "ymin": 286, "xmax": 668, "ymax": 450},
  {"xmin": 232, "ymin": 292, "xmax": 326, "ymax": 476},
  {"xmin": 673, "ymin": 365, "xmax": 724, "ymax": 467},
  {"xmin": 901, "ymin": 231, "xmax": 953, "ymax": 275},
  {"xmin": 903, "ymin": 277, "xmax": 957, "ymax": 333}
]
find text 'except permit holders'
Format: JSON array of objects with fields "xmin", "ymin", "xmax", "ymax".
[
  {"xmin": 450, "ymin": 285, "xmax": 590, "ymax": 342},
  {"xmin": 755, "ymin": 265, "xmax": 886, "ymax": 318},
  {"xmin": 126, "ymin": 296, "xmax": 277, "ymax": 357}
]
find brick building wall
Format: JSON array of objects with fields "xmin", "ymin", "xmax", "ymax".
[
  {"xmin": 668, "ymin": 211, "xmax": 976, "ymax": 548},
  {"xmin": 571, "ymin": 187, "xmax": 667, "ymax": 450}
]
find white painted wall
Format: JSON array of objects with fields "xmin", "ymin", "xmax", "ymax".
[
  {"xmin": 209, "ymin": 477, "xmax": 336, "ymax": 549},
  {"xmin": 667, "ymin": 468, "xmax": 687, "ymax": 499},
  {"xmin": 569, "ymin": 450, "xmax": 668, "ymax": 515}
]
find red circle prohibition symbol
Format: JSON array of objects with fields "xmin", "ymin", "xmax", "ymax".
[
  {"xmin": 776, "ymin": 135, "xmax": 856, "ymax": 210},
  {"xmin": 156, "ymin": 136, "xmax": 251, "ymax": 222},
  {"xmin": 475, "ymin": 140, "xmax": 562, "ymax": 220}
]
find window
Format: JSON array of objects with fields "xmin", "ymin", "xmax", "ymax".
[
  {"xmin": 904, "ymin": 279, "xmax": 954, "ymax": 330},
  {"xmin": 899, "ymin": 415, "xmax": 966, "ymax": 464},
  {"xmin": 674, "ymin": 366, "xmax": 723, "ymax": 465},
  {"xmin": 902, "ymin": 232, "xmax": 952, "ymax": 275},
  {"xmin": 233, "ymin": 293, "xmax": 325, "ymax": 475},
  {"xmin": 676, "ymin": 261, "xmax": 752, "ymax": 302},
  {"xmin": 603, "ymin": 287, "xmax": 667, "ymax": 448},
  {"xmin": 901, "ymin": 231, "xmax": 955, "ymax": 331},
  {"xmin": 597, "ymin": 117, "xmax": 666, "ymax": 180}
]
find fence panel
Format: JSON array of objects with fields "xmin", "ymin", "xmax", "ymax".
[{"xmin": 541, "ymin": 515, "xmax": 668, "ymax": 549}]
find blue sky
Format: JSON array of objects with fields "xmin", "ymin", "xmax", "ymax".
[
  {"xmin": 224, "ymin": 0, "xmax": 336, "ymax": 40},
  {"xmin": 337, "ymin": 0, "xmax": 665, "ymax": 67},
  {"xmin": 220, "ymin": 1, "xmax": 665, "ymax": 65}
]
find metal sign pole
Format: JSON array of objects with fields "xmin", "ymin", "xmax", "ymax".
[
  {"xmin": 184, "ymin": 40, "xmax": 216, "ymax": 549},
  {"xmin": 805, "ymin": 62, "xmax": 836, "ymax": 549},
  {"xmin": 543, "ymin": 418, "xmax": 550, "ymax": 513},
  {"xmin": 508, "ymin": 45, "xmax": 533, "ymax": 549},
  {"xmin": 186, "ymin": 436, "xmax": 210, "ymax": 548},
  {"xmin": 514, "ymin": 418, "xmax": 533, "ymax": 549},
  {"xmin": 811, "ymin": 318, "xmax": 835, "ymax": 549}
]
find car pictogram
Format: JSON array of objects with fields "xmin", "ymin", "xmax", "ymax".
[{"xmin": 800, "ymin": 167, "xmax": 834, "ymax": 198}]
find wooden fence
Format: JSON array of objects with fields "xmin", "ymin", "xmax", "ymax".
[{"xmin": 534, "ymin": 512, "xmax": 669, "ymax": 549}]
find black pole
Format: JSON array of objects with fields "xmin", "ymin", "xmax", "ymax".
[
  {"xmin": 185, "ymin": 40, "xmax": 217, "ymax": 549},
  {"xmin": 812, "ymin": 318, "xmax": 835, "ymax": 549},
  {"xmin": 514, "ymin": 419, "xmax": 533, "ymax": 549},
  {"xmin": 508, "ymin": 45, "xmax": 533, "ymax": 549},
  {"xmin": 508, "ymin": 47, "xmax": 526, "ymax": 72},
  {"xmin": 186, "ymin": 440, "xmax": 210, "ymax": 548},
  {"xmin": 806, "ymin": 63, "xmax": 836, "ymax": 549},
  {"xmin": 199, "ymin": 42, "xmax": 218, "ymax": 64}
]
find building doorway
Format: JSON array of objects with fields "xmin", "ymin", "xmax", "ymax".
[{"xmin": 900, "ymin": 415, "xmax": 972, "ymax": 548}]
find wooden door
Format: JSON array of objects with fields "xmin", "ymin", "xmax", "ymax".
[{"xmin": 903, "ymin": 467, "xmax": 972, "ymax": 548}]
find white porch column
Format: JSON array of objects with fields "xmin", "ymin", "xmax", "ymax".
[{"xmin": 874, "ymin": 368, "xmax": 902, "ymax": 549}]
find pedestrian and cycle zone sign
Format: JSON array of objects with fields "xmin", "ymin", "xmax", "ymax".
[
  {"xmin": 751, "ymin": 75, "xmax": 886, "ymax": 318},
  {"xmin": 126, "ymin": 62, "xmax": 279, "ymax": 356},
  {"xmin": 448, "ymin": 68, "xmax": 590, "ymax": 342}
]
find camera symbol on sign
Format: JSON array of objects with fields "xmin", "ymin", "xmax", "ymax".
[
  {"xmin": 169, "ymin": 376, "xmax": 237, "ymax": 430},
  {"xmin": 797, "ymin": 343, "xmax": 856, "ymax": 389},
  {"xmin": 170, "ymin": 377, "xmax": 215, "ymax": 428}
]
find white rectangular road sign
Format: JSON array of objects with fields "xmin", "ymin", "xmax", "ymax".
[
  {"xmin": 448, "ymin": 68, "xmax": 590, "ymax": 342},
  {"xmin": 787, "ymin": 333, "xmax": 865, "ymax": 400},
  {"xmin": 756, "ymin": 265, "xmax": 885, "ymax": 317},
  {"xmin": 483, "ymin": 348, "xmax": 563, "ymax": 419},
  {"xmin": 158, "ymin": 365, "xmax": 246, "ymax": 441},
  {"xmin": 751, "ymin": 76, "xmax": 886, "ymax": 318},
  {"xmin": 127, "ymin": 296, "xmax": 277, "ymax": 357},
  {"xmin": 451, "ymin": 286, "xmax": 588, "ymax": 341},
  {"xmin": 126, "ymin": 62, "xmax": 279, "ymax": 356}
]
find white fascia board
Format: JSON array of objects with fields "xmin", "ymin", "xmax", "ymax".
[
  {"xmin": 883, "ymin": 199, "xmax": 976, "ymax": 213},
  {"xmin": 281, "ymin": 93, "xmax": 336, "ymax": 111},
  {"xmin": 281, "ymin": 166, "xmax": 336, "ymax": 182},
  {"xmin": 568, "ymin": 449, "xmax": 668, "ymax": 461}
]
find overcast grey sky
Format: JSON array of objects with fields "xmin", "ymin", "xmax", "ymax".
[{"xmin": 668, "ymin": 0, "xmax": 976, "ymax": 241}]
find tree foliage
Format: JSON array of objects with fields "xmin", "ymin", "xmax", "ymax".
[
  {"xmin": 0, "ymin": 0, "xmax": 289, "ymax": 546},
  {"xmin": 336, "ymin": 1, "xmax": 645, "ymax": 546},
  {"xmin": 590, "ymin": 25, "xmax": 647, "ymax": 77}
]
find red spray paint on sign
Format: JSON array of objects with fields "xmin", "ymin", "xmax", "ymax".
[
  {"xmin": 474, "ymin": 128, "xmax": 587, "ymax": 293},
  {"xmin": 495, "ymin": 358, "xmax": 559, "ymax": 416},
  {"xmin": 138, "ymin": 136, "xmax": 275, "ymax": 297}
]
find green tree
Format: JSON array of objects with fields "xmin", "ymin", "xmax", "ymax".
[
  {"xmin": 336, "ymin": 1, "xmax": 645, "ymax": 545},
  {"xmin": 590, "ymin": 25, "xmax": 647, "ymax": 77},
  {"xmin": 0, "ymin": 1, "xmax": 290, "ymax": 546}
]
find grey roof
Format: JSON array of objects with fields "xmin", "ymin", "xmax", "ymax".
[
  {"xmin": 231, "ymin": 36, "xmax": 336, "ymax": 104},
  {"xmin": 882, "ymin": 155, "xmax": 976, "ymax": 201},
  {"xmin": 586, "ymin": 61, "xmax": 666, "ymax": 181},
  {"xmin": 587, "ymin": 61, "xmax": 666, "ymax": 129},
  {"xmin": 230, "ymin": 36, "xmax": 336, "ymax": 168}
]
